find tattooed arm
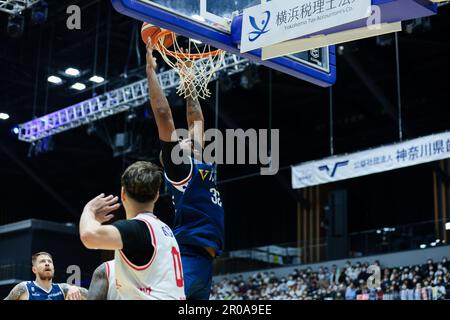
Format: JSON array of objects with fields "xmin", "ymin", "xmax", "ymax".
[
  {"xmin": 4, "ymin": 282, "xmax": 27, "ymax": 300},
  {"xmin": 59, "ymin": 283, "xmax": 88, "ymax": 300},
  {"xmin": 87, "ymin": 263, "xmax": 109, "ymax": 300}
]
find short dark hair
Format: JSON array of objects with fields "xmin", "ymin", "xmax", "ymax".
[
  {"xmin": 121, "ymin": 161, "xmax": 162, "ymax": 203},
  {"xmin": 32, "ymin": 252, "xmax": 52, "ymax": 265}
]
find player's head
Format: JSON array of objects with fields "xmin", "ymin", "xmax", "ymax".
[
  {"xmin": 32, "ymin": 252, "xmax": 54, "ymax": 281},
  {"xmin": 121, "ymin": 161, "xmax": 162, "ymax": 210}
]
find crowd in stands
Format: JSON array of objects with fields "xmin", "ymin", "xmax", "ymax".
[{"xmin": 210, "ymin": 257, "xmax": 450, "ymax": 300}]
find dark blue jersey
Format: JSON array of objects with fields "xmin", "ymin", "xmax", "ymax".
[
  {"xmin": 25, "ymin": 281, "xmax": 65, "ymax": 300},
  {"xmin": 165, "ymin": 158, "xmax": 224, "ymax": 254}
]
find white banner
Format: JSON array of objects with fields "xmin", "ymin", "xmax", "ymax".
[
  {"xmin": 292, "ymin": 131, "xmax": 450, "ymax": 189},
  {"xmin": 241, "ymin": 0, "xmax": 371, "ymax": 53}
]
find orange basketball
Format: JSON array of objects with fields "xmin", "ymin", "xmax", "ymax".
[{"xmin": 141, "ymin": 22, "xmax": 174, "ymax": 49}]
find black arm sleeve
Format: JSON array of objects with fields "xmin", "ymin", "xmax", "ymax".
[
  {"xmin": 112, "ymin": 220, "xmax": 154, "ymax": 266},
  {"xmin": 161, "ymin": 140, "xmax": 192, "ymax": 182}
]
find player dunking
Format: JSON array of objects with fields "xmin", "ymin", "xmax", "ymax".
[{"xmin": 146, "ymin": 39, "xmax": 224, "ymax": 300}]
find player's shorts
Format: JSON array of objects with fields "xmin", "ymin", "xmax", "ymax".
[{"xmin": 179, "ymin": 244, "xmax": 214, "ymax": 300}]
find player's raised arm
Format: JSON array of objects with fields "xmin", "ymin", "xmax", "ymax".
[
  {"xmin": 186, "ymin": 91, "xmax": 204, "ymax": 151},
  {"xmin": 146, "ymin": 39, "xmax": 176, "ymax": 142},
  {"xmin": 180, "ymin": 61, "xmax": 204, "ymax": 150},
  {"xmin": 3, "ymin": 282, "xmax": 27, "ymax": 300},
  {"xmin": 79, "ymin": 194, "xmax": 123, "ymax": 250},
  {"xmin": 88, "ymin": 263, "xmax": 108, "ymax": 300}
]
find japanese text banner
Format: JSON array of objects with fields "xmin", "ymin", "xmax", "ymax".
[
  {"xmin": 292, "ymin": 131, "xmax": 450, "ymax": 189},
  {"xmin": 241, "ymin": 0, "xmax": 371, "ymax": 53}
]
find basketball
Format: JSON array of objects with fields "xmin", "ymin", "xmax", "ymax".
[{"xmin": 141, "ymin": 22, "xmax": 174, "ymax": 48}]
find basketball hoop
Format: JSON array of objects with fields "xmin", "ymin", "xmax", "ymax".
[{"xmin": 153, "ymin": 29, "xmax": 225, "ymax": 100}]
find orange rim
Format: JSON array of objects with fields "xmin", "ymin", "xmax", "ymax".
[{"xmin": 154, "ymin": 30, "xmax": 224, "ymax": 60}]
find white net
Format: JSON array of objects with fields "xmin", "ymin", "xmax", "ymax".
[{"xmin": 154, "ymin": 31, "xmax": 226, "ymax": 100}]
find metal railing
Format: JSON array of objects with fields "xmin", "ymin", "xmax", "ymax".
[
  {"xmin": 0, "ymin": 0, "xmax": 39, "ymax": 15},
  {"xmin": 17, "ymin": 54, "xmax": 250, "ymax": 143}
]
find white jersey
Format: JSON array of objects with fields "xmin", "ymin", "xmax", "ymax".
[
  {"xmin": 114, "ymin": 213, "xmax": 185, "ymax": 300},
  {"xmin": 105, "ymin": 261, "xmax": 120, "ymax": 300}
]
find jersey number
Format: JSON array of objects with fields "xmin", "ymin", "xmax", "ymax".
[
  {"xmin": 171, "ymin": 247, "xmax": 184, "ymax": 288},
  {"xmin": 210, "ymin": 188, "xmax": 222, "ymax": 207}
]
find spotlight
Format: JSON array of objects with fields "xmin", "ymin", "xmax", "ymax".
[
  {"xmin": 0, "ymin": 113, "xmax": 10, "ymax": 120},
  {"xmin": 65, "ymin": 68, "xmax": 80, "ymax": 77},
  {"xmin": 12, "ymin": 127, "xmax": 19, "ymax": 135},
  {"xmin": 48, "ymin": 75, "xmax": 62, "ymax": 84},
  {"xmin": 7, "ymin": 15, "xmax": 25, "ymax": 38},
  {"xmin": 71, "ymin": 82, "xmax": 86, "ymax": 91},
  {"xmin": 89, "ymin": 75, "xmax": 105, "ymax": 83},
  {"xmin": 31, "ymin": 1, "xmax": 48, "ymax": 25}
]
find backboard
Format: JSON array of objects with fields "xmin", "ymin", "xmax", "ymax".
[{"xmin": 111, "ymin": 0, "xmax": 336, "ymax": 87}]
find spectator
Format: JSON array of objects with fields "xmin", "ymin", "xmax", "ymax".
[
  {"xmin": 414, "ymin": 283, "xmax": 422, "ymax": 300},
  {"xmin": 262, "ymin": 272, "xmax": 270, "ymax": 284},
  {"xmin": 358, "ymin": 265, "xmax": 370, "ymax": 282},
  {"xmin": 441, "ymin": 257, "xmax": 448, "ymax": 270},
  {"xmin": 318, "ymin": 267, "xmax": 326, "ymax": 281},
  {"xmin": 286, "ymin": 275, "xmax": 296, "ymax": 288},
  {"xmin": 330, "ymin": 264, "xmax": 339, "ymax": 284},
  {"xmin": 436, "ymin": 281, "xmax": 446, "ymax": 300},
  {"xmin": 338, "ymin": 267, "xmax": 347, "ymax": 284},
  {"xmin": 269, "ymin": 272, "xmax": 277, "ymax": 284},
  {"xmin": 210, "ymin": 257, "xmax": 449, "ymax": 300},
  {"xmin": 383, "ymin": 287, "xmax": 393, "ymax": 300},
  {"xmin": 345, "ymin": 282, "xmax": 357, "ymax": 300},
  {"xmin": 422, "ymin": 259, "xmax": 434, "ymax": 275},
  {"xmin": 390, "ymin": 268, "xmax": 399, "ymax": 282},
  {"xmin": 400, "ymin": 283, "xmax": 408, "ymax": 300}
]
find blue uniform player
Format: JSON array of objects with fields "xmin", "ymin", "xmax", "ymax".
[
  {"xmin": 165, "ymin": 158, "xmax": 224, "ymax": 299},
  {"xmin": 4, "ymin": 252, "xmax": 88, "ymax": 300},
  {"xmin": 24, "ymin": 281, "xmax": 65, "ymax": 300},
  {"xmin": 146, "ymin": 40, "xmax": 224, "ymax": 300}
]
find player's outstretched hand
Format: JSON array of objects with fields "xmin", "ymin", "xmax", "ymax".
[{"xmin": 84, "ymin": 194, "xmax": 120, "ymax": 224}]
